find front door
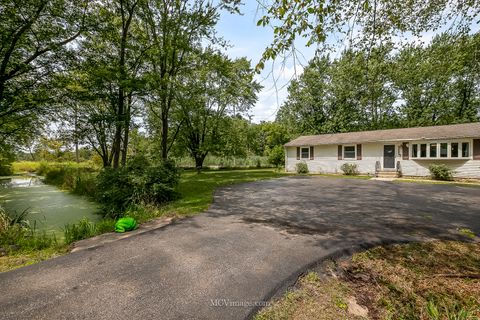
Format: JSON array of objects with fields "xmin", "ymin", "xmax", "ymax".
[{"xmin": 383, "ymin": 145, "xmax": 395, "ymax": 169}]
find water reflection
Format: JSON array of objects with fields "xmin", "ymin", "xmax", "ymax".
[{"xmin": 0, "ymin": 175, "xmax": 43, "ymax": 188}]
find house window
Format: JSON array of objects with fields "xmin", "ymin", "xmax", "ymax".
[
  {"xmin": 462, "ymin": 142, "xmax": 469, "ymax": 157},
  {"xmin": 344, "ymin": 146, "xmax": 356, "ymax": 159},
  {"xmin": 301, "ymin": 147, "xmax": 310, "ymax": 159},
  {"xmin": 440, "ymin": 143, "xmax": 448, "ymax": 158},
  {"xmin": 411, "ymin": 141, "xmax": 471, "ymax": 159},
  {"xmin": 451, "ymin": 143, "xmax": 459, "ymax": 158},
  {"xmin": 420, "ymin": 144, "xmax": 427, "ymax": 158},
  {"xmin": 412, "ymin": 144, "xmax": 418, "ymax": 158},
  {"xmin": 430, "ymin": 143, "xmax": 437, "ymax": 158}
]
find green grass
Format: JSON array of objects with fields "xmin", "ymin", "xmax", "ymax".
[
  {"xmin": 457, "ymin": 227, "xmax": 476, "ymax": 239},
  {"xmin": 315, "ymin": 173, "xmax": 372, "ymax": 180},
  {"xmin": 0, "ymin": 246, "xmax": 68, "ymax": 272},
  {"xmin": 395, "ymin": 178, "xmax": 480, "ymax": 188},
  {"xmin": 173, "ymin": 169, "xmax": 284, "ymax": 214},
  {"xmin": 11, "ymin": 161, "xmax": 42, "ymax": 174},
  {"xmin": 129, "ymin": 169, "xmax": 285, "ymax": 221}
]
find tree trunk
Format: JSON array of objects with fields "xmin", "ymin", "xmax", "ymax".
[
  {"xmin": 113, "ymin": 0, "xmax": 136, "ymax": 168},
  {"xmin": 102, "ymin": 154, "xmax": 109, "ymax": 168},
  {"xmin": 161, "ymin": 106, "xmax": 168, "ymax": 160},
  {"xmin": 74, "ymin": 106, "xmax": 79, "ymax": 163},
  {"xmin": 121, "ymin": 92, "xmax": 132, "ymax": 167},
  {"xmin": 195, "ymin": 155, "xmax": 204, "ymax": 173},
  {"xmin": 112, "ymin": 88, "xmax": 124, "ymax": 169}
]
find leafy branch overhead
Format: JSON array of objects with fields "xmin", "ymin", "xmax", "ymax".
[{"xmin": 255, "ymin": 0, "xmax": 480, "ymax": 70}]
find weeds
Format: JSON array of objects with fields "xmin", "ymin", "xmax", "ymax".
[
  {"xmin": 64, "ymin": 218, "xmax": 97, "ymax": 244},
  {"xmin": 426, "ymin": 299, "xmax": 479, "ymax": 320},
  {"xmin": 0, "ymin": 206, "xmax": 58, "ymax": 253},
  {"xmin": 256, "ymin": 241, "xmax": 480, "ymax": 320},
  {"xmin": 458, "ymin": 228, "xmax": 476, "ymax": 239}
]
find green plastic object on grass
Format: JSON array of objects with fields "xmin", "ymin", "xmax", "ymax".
[{"xmin": 115, "ymin": 217, "xmax": 138, "ymax": 233}]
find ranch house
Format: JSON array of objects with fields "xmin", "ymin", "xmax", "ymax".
[{"xmin": 284, "ymin": 122, "xmax": 480, "ymax": 178}]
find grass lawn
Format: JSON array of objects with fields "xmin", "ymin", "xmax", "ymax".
[
  {"xmin": 171, "ymin": 169, "xmax": 286, "ymax": 214},
  {"xmin": 0, "ymin": 246, "xmax": 69, "ymax": 273},
  {"xmin": 128, "ymin": 168, "xmax": 286, "ymax": 222},
  {"xmin": 395, "ymin": 178, "xmax": 480, "ymax": 188},
  {"xmin": 256, "ymin": 240, "xmax": 480, "ymax": 320}
]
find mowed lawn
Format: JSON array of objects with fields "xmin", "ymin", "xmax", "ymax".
[{"xmin": 167, "ymin": 169, "xmax": 285, "ymax": 216}]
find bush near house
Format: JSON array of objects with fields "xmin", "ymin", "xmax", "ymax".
[
  {"xmin": 296, "ymin": 162, "xmax": 309, "ymax": 174},
  {"xmin": 341, "ymin": 163, "xmax": 359, "ymax": 176},
  {"xmin": 267, "ymin": 145, "xmax": 285, "ymax": 168},
  {"xmin": 429, "ymin": 164, "xmax": 454, "ymax": 181}
]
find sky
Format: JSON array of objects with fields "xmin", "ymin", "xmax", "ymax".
[
  {"xmin": 216, "ymin": 2, "xmax": 315, "ymax": 123},
  {"xmin": 216, "ymin": 3, "xmax": 479, "ymax": 124}
]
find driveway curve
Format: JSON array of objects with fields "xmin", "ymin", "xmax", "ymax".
[{"xmin": 1, "ymin": 176, "xmax": 479, "ymax": 320}]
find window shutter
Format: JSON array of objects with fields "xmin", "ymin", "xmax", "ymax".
[
  {"xmin": 402, "ymin": 142, "xmax": 409, "ymax": 160},
  {"xmin": 356, "ymin": 144, "xmax": 362, "ymax": 160},
  {"xmin": 337, "ymin": 145, "xmax": 342, "ymax": 160},
  {"xmin": 296, "ymin": 147, "xmax": 300, "ymax": 160},
  {"xmin": 474, "ymin": 139, "xmax": 480, "ymax": 160},
  {"xmin": 310, "ymin": 146, "xmax": 314, "ymax": 160}
]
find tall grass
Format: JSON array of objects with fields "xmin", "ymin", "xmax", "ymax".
[
  {"xmin": 11, "ymin": 161, "xmax": 42, "ymax": 174},
  {"xmin": 37, "ymin": 162, "xmax": 98, "ymax": 196},
  {"xmin": 174, "ymin": 155, "xmax": 272, "ymax": 169},
  {"xmin": 63, "ymin": 217, "xmax": 116, "ymax": 244},
  {"xmin": 0, "ymin": 206, "xmax": 58, "ymax": 252},
  {"xmin": 63, "ymin": 218, "xmax": 97, "ymax": 244}
]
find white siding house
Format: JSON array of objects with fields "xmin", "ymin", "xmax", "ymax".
[{"xmin": 285, "ymin": 123, "xmax": 480, "ymax": 179}]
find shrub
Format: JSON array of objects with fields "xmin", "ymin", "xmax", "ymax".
[
  {"xmin": 429, "ymin": 164, "xmax": 454, "ymax": 181},
  {"xmin": 267, "ymin": 145, "xmax": 285, "ymax": 168},
  {"xmin": 0, "ymin": 165, "xmax": 13, "ymax": 176},
  {"xmin": 296, "ymin": 162, "xmax": 309, "ymax": 174},
  {"xmin": 341, "ymin": 163, "xmax": 359, "ymax": 176},
  {"xmin": 95, "ymin": 167, "xmax": 133, "ymax": 216},
  {"xmin": 95, "ymin": 156, "xmax": 180, "ymax": 217}
]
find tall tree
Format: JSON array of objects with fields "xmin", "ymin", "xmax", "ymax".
[
  {"xmin": 62, "ymin": 0, "xmax": 147, "ymax": 168},
  {"xmin": 277, "ymin": 46, "xmax": 397, "ymax": 136},
  {"xmin": 0, "ymin": 0, "xmax": 88, "ymax": 147},
  {"xmin": 142, "ymin": 0, "xmax": 240, "ymax": 160},
  {"xmin": 395, "ymin": 33, "xmax": 480, "ymax": 126},
  {"xmin": 176, "ymin": 50, "xmax": 260, "ymax": 169}
]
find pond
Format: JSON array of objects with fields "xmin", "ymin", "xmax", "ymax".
[{"xmin": 0, "ymin": 175, "xmax": 101, "ymax": 235}]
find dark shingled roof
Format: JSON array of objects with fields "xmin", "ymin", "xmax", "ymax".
[{"xmin": 285, "ymin": 122, "xmax": 480, "ymax": 146}]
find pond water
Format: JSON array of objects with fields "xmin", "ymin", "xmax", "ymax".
[{"xmin": 0, "ymin": 176, "xmax": 101, "ymax": 235}]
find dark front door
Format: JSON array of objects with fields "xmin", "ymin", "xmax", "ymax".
[{"xmin": 383, "ymin": 145, "xmax": 395, "ymax": 169}]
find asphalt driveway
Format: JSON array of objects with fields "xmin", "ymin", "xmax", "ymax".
[{"xmin": 1, "ymin": 176, "xmax": 479, "ymax": 320}]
